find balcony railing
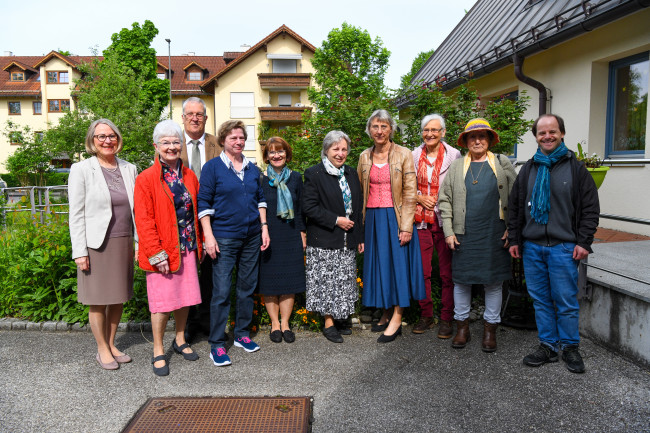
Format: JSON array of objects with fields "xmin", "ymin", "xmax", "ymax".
[
  {"xmin": 258, "ymin": 106, "xmax": 312, "ymax": 122},
  {"xmin": 258, "ymin": 73, "xmax": 311, "ymax": 89}
]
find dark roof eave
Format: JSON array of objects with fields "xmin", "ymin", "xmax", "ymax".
[{"xmin": 414, "ymin": 1, "xmax": 649, "ymax": 93}]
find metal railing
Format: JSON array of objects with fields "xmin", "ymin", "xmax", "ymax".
[{"xmin": 1, "ymin": 185, "xmax": 69, "ymax": 226}]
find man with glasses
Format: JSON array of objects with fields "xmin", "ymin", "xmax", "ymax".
[
  {"xmin": 181, "ymin": 97, "xmax": 222, "ymax": 340},
  {"xmin": 508, "ymin": 114, "xmax": 599, "ymax": 373}
]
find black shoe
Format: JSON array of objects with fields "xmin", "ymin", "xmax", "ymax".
[
  {"xmin": 152, "ymin": 355, "xmax": 169, "ymax": 376},
  {"xmin": 334, "ymin": 319, "xmax": 352, "ymax": 335},
  {"xmin": 377, "ymin": 326, "xmax": 402, "ymax": 343},
  {"xmin": 172, "ymin": 339, "xmax": 199, "ymax": 361},
  {"xmin": 269, "ymin": 330, "xmax": 282, "ymax": 343},
  {"xmin": 371, "ymin": 322, "xmax": 388, "ymax": 333},
  {"xmin": 282, "ymin": 329, "xmax": 296, "ymax": 343},
  {"xmin": 323, "ymin": 326, "xmax": 343, "ymax": 343},
  {"xmin": 523, "ymin": 344, "xmax": 559, "ymax": 367},
  {"xmin": 562, "ymin": 345, "xmax": 585, "ymax": 374}
]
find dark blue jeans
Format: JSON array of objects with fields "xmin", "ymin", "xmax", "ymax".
[
  {"xmin": 523, "ymin": 240, "xmax": 580, "ymax": 350},
  {"xmin": 209, "ymin": 233, "xmax": 261, "ymax": 349}
]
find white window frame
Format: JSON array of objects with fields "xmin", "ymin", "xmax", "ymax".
[
  {"xmin": 230, "ymin": 92, "xmax": 255, "ymax": 119},
  {"xmin": 272, "ymin": 59, "xmax": 297, "ymax": 73},
  {"xmin": 278, "ymin": 94, "xmax": 292, "ymax": 107},
  {"xmin": 244, "ymin": 125, "xmax": 256, "ymax": 151}
]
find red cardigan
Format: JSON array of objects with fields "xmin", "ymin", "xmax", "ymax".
[{"xmin": 134, "ymin": 158, "xmax": 203, "ymax": 273}]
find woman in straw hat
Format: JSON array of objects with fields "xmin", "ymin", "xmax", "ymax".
[{"xmin": 438, "ymin": 118, "xmax": 516, "ymax": 352}]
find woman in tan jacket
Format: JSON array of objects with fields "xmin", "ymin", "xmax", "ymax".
[{"xmin": 357, "ymin": 109, "xmax": 425, "ymax": 343}]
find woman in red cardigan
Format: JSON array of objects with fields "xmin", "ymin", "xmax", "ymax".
[{"xmin": 134, "ymin": 120, "xmax": 204, "ymax": 376}]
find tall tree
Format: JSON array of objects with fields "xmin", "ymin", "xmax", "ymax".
[
  {"xmin": 47, "ymin": 21, "xmax": 169, "ymax": 170},
  {"xmin": 308, "ymin": 22, "xmax": 390, "ymax": 112},
  {"xmin": 400, "ymin": 49, "xmax": 434, "ymax": 89},
  {"xmin": 103, "ymin": 20, "xmax": 169, "ymax": 112},
  {"xmin": 284, "ymin": 23, "xmax": 392, "ymax": 172}
]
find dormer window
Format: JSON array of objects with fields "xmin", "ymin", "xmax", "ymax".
[
  {"xmin": 11, "ymin": 72, "xmax": 25, "ymax": 81},
  {"xmin": 157, "ymin": 73, "xmax": 167, "ymax": 79},
  {"xmin": 188, "ymin": 71, "xmax": 203, "ymax": 81}
]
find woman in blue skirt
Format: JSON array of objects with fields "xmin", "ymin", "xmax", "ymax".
[{"xmin": 357, "ymin": 110, "xmax": 426, "ymax": 342}]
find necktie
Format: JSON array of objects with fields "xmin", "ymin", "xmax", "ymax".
[{"xmin": 190, "ymin": 139, "xmax": 201, "ymax": 181}]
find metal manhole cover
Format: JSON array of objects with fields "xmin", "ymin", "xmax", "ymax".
[{"xmin": 122, "ymin": 396, "xmax": 313, "ymax": 433}]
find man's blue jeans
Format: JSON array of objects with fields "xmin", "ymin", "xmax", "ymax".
[
  {"xmin": 523, "ymin": 241, "xmax": 580, "ymax": 350},
  {"xmin": 209, "ymin": 233, "xmax": 261, "ymax": 349}
]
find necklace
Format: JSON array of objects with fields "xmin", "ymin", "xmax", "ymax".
[{"xmin": 468, "ymin": 161, "xmax": 486, "ymax": 185}]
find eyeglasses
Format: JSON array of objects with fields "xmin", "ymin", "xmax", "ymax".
[
  {"xmin": 183, "ymin": 112, "xmax": 205, "ymax": 120},
  {"xmin": 370, "ymin": 124, "xmax": 390, "ymax": 131},
  {"xmin": 268, "ymin": 150, "xmax": 286, "ymax": 156},
  {"xmin": 423, "ymin": 128, "xmax": 443, "ymax": 134},
  {"xmin": 158, "ymin": 140, "xmax": 182, "ymax": 147},
  {"xmin": 93, "ymin": 134, "xmax": 118, "ymax": 142}
]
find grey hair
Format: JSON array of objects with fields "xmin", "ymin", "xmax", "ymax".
[
  {"xmin": 421, "ymin": 114, "xmax": 446, "ymax": 131},
  {"xmin": 182, "ymin": 97, "xmax": 207, "ymax": 115},
  {"xmin": 365, "ymin": 109, "xmax": 397, "ymax": 139},
  {"xmin": 153, "ymin": 119, "xmax": 183, "ymax": 144},
  {"xmin": 321, "ymin": 130, "xmax": 351, "ymax": 158},
  {"xmin": 84, "ymin": 118, "xmax": 123, "ymax": 155}
]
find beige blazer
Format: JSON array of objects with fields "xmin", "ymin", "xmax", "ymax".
[
  {"xmin": 68, "ymin": 156, "xmax": 137, "ymax": 259},
  {"xmin": 180, "ymin": 132, "xmax": 222, "ymax": 169}
]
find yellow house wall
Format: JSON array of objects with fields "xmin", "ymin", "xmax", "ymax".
[
  {"xmin": 0, "ymin": 57, "xmax": 79, "ymax": 172},
  {"xmin": 446, "ymin": 9, "xmax": 650, "ymax": 234},
  {"xmin": 211, "ymin": 36, "xmax": 315, "ymax": 162}
]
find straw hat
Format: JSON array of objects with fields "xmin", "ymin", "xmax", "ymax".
[{"xmin": 457, "ymin": 118, "xmax": 500, "ymax": 148}]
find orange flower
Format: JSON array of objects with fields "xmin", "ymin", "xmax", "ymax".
[{"xmin": 253, "ymin": 310, "xmax": 258, "ymax": 315}]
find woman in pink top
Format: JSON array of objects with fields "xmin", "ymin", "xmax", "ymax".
[{"xmin": 357, "ymin": 110, "xmax": 426, "ymax": 343}]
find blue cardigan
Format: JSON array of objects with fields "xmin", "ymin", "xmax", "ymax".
[{"xmin": 197, "ymin": 157, "xmax": 266, "ymax": 239}]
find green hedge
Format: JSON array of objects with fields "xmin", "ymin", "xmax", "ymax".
[{"xmin": 0, "ymin": 172, "xmax": 69, "ymax": 188}]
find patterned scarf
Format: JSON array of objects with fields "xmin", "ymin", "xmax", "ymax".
[
  {"xmin": 415, "ymin": 144, "xmax": 445, "ymax": 223},
  {"xmin": 530, "ymin": 141, "xmax": 569, "ymax": 224},
  {"xmin": 266, "ymin": 165, "xmax": 294, "ymax": 220},
  {"xmin": 323, "ymin": 157, "xmax": 352, "ymax": 217}
]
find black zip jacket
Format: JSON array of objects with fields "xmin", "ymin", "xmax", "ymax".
[{"xmin": 507, "ymin": 150, "xmax": 600, "ymax": 253}]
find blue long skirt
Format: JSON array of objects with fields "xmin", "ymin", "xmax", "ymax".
[{"xmin": 362, "ymin": 208, "xmax": 426, "ymax": 309}]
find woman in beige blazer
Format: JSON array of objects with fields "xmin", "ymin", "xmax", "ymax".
[{"xmin": 68, "ymin": 119, "xmax": 137, "ymax": 371}]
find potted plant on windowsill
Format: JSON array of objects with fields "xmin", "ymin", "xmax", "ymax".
[{"xmin": 577, "ymin": 141, "xmax": 609, "ymax": 189}]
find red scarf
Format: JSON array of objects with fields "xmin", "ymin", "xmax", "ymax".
[{"xmin": 415, "ymin": 144, "xmax": 445, "ymax": 224}]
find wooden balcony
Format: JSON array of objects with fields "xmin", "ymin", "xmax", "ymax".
[
  {"xmin": 258, "ymin": 73, "xmax": 311, "ymax": 89},
  {"xmin": 258, "ymin": 106, "xmax": 312, "ymax": 122}
]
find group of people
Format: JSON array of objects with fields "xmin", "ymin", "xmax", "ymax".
[{"xmin": 69, "ymin": 95, "xmax": 599, "ymax": 377}]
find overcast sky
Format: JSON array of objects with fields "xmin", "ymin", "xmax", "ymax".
[{"xmin": 2, "ymin": 0, "xmax": 476, "ymax": 89}]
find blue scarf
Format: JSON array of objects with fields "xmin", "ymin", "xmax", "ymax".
[
  {"xmin": 267, "ymin": 165, "xmax": 294, "ymax": 220},
  {"xmin": 530, "ymin": 141, "xmax": 569, "ymax": 224}
]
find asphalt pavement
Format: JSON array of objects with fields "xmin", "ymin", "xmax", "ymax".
[{"xmin": 1, "ymin": 323, "xmax": 649, "ymax": 433}]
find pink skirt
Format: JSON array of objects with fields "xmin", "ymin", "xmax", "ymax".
[{"xmin": 146, "ymin": 249, "xmax": 202, "ymax": 313}]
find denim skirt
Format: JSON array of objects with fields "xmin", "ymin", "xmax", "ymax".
[{"xmin": 362, "ymin": 208, "xmax": 426, "ymax": 309}]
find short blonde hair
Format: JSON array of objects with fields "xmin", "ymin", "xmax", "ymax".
[{"xmin": 84, "ymin": 119, "xmax": 123, "ymax": 155}]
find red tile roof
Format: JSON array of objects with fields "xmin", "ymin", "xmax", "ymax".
[
  {"xmin": 156, "ymin": 56, "xmax": 229, "ymax": 95},
  {"xmin": 202, "ymin": 24, "xmax": 316, "ymax": 89},
  {"xmin": 1, "ymin": 24, "xmax": 314, "ymax": 98},
  {"xmin": 0, "ymin": 56, "xmax": 43, "ymax": 96}
]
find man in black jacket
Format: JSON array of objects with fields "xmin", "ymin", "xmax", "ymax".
[{"xmin": 508, "ymin": 114, "xmax": 599, "ymax": 374}]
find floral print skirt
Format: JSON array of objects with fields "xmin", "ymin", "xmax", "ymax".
[{"xmin": 305, "ymin": 246, "xmax": 357, "ymax": 319}]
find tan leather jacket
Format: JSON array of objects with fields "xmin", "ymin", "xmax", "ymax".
[{"xmin": 357, "ymin": 142, "xmax": 417, "ymax": 233}]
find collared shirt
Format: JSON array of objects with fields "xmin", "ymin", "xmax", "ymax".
[
  {"xmin": 219, "ymin": 152, "xmax": 267, "ymax": 209},
  {"xmin": 185, "ymin": 132, "xmax": 206, "ymax": 171}
]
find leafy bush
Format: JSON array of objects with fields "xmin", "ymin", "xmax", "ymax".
[
  {"xmin": 0, "ymin": 211, "xmax": 150, "ymax": 324},
  {"xmin": 0, "ymin": 213, "xmax": 84, "ymax": 322}
]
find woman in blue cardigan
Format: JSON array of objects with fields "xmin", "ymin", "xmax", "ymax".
[{"xmin": 198, "ymin": 120, "xmax": 270, "ymax": 367}]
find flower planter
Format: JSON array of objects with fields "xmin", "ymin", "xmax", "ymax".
[{"xmin": 588, "ymin": 166, "xmax": 609, "ymax": 189}]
